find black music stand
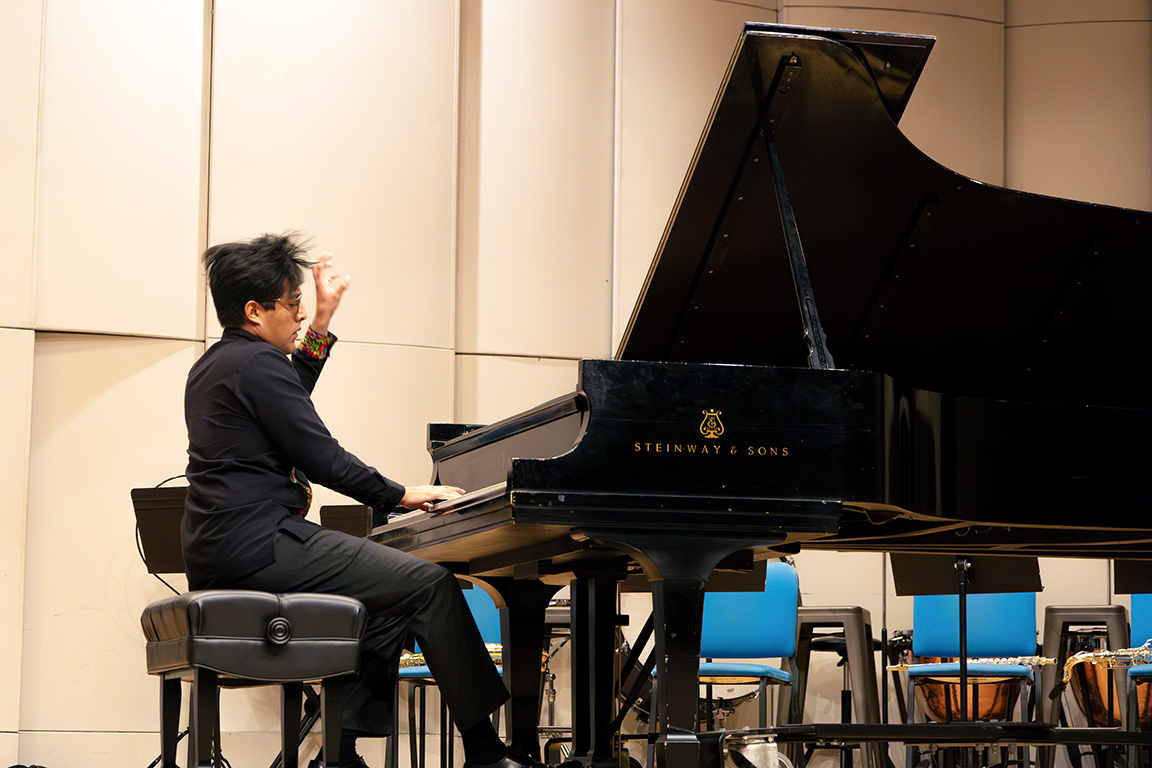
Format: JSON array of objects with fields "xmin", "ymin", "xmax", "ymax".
[
  {"xmin": 132, "ymin": 485, "xmax": 188, "ymax": 574},
  {"xmin": 1114, "ymin": 559, "xmax": 1152, "ymax": 595},
  {"xmin": 890, "ymin": 554, "xmax": 1043, "ymax": 721},
  {"xmin": 319, "ymin": 504, "xmax": 374, "ymax": 537}
]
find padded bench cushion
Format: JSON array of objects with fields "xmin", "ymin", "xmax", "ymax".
[{"xmin": 141, "ymin": 590, "xmax": 367, "ymax": 682}]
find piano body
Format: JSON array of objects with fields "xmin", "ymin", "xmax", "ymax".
[{"xmin": 369, "ymin": 23, "xmax": 1151, "ymax": 768}]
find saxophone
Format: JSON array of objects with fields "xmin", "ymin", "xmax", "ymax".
[{"xmin": 1047, "ymin": 640, "xmax": 1152, "ymax": 700}]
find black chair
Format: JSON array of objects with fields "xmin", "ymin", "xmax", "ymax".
[{"xmin": 141, "ymin": 589, "xmax": 367, "ymax": 768}]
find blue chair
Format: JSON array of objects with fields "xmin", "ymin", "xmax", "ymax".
[
  {"xmin": 904, "ymin": 591, "xmax": 1037, "ymax": 767},
  {"xmin": 1127, "ymin": 593, "xmax": 1151, "ymax": 768},
  {"xmin": 394, "ymin": 587, "xmax": 502, "ymax": 768},
  {"xmin": 698, "ymin": 561, "xmax": 800, "ymax": 728}
]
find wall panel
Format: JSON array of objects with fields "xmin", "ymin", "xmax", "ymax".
[
  {"xmin": 455, "ymin": 355, "xmax": 581, "ymax": 426},
  {"xmin": 1038, "ymin": 558, "xmax": 1112, "ymax": 610},
  {"xmin": 1007, "ymin": 0, "xmax": 1151, "ymax": 26},
  {"xmin": 1006, "ymin": 17, "xmax": 1152, "ymax": 210},
  {"xmin": 0, "ymin": 734, "xmax": 14, "ymax": 768},
  {"xmin": 15, "ymin": 725, "xmax": 389, "ymax": 768},
  {"xmin": 23, "ymin": 335, "xmax": 198, "ymax": 731},
  {"xmin": 16, "ymin": 731, "xmax": 181, "ymax": 768},
  {"xmin": 34, "ymin": 0, "xmax": 205, "ymax": 338},
  {"xmin": 0, "ymin": 0, "xmax": 41, "ymax": 330},
  {"xmin": 0, "ymin": 330, "xmax": 34, "ymax": 735},
  {"xmin": 457, "ymin": 0, "xmax": 616, "ymax": 359},
  {"xmin": 614, "ymin": 0, "xmax": 778, "ymax": 348},
  {"xmin": 790, "ymin": 0, "xmax": 1002, "ymax": 17},
  {"xmin": 209, "ymin": 0, "xmax": 459, "ymax": 349}
]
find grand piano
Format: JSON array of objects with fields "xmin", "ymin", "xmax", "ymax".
[{"xmin": 368, "ymin": 23, "xmax": 1151, "ymax": 768}]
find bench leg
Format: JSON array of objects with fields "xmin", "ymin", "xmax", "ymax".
[
  {"xmin": 320, "ymin": 677, "xmax": 345, "ymax": 767},
  {"xmin": 282, "ymin": 682, "xmax": 303, "ymax": 768},
  {"xmin": 190, "ymin": 669, "xmax": 219, "ymax": 768},
  {"xmin": 160, "ymin": 675, "xmax": 182, "ymax": 768}
]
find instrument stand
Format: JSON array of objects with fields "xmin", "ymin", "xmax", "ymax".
[{"xmin": 956, "ymin": 557, "xmax": 971, "ymax": 722}]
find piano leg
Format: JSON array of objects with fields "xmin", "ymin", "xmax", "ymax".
[
  {"xmin": 572, "ymin": 530, "xmax": 787, "ymax": 768},
  {"xmin": 649, "ymin": 575, "xmax": 708, "ymax": 768},
  {"xmin": 477, "ymin": 579, "xmax": 561, "ymax": 760},
  {"xmin": 570, "ymin": 570, "xmax": 625, "ymax": 766}
]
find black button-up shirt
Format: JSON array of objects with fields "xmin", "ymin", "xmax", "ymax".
[{"xmin": 182, "ymin": 327, "xmax": 404, "ymax": 589}]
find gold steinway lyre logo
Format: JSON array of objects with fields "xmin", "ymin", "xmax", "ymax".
[{"xmin": 699, "ymin": 409, "xmax": 724, "ymax": 439}]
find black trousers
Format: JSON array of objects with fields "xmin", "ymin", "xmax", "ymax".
[{"xmin": 228, "ymin": 527, "xmax": 509, "ymax": 736}]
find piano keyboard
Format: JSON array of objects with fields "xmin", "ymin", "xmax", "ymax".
[{"xmin": 429, "ymin": 481, "xmax": 508, "ymax": 513}]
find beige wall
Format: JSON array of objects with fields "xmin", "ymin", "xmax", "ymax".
[
  {"xmin": 34, "ymin": 0, "xmax": 206, "ymax": 339},
  {"xmin": 1005, "ymin": 0, "xmax": 1152, "ymax": 210},
  {"xmin": 0, "ymin": 0, "xmax": 41, "ymax": 760},
  {"xmin": 1, "ymin": 0, "xmax": 1148, "ymax": 766}
]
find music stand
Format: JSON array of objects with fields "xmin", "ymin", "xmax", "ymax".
[
  {"xmin": 318, "ymin": 504, "xmax": 374, "ymax": 537},
  {"xmin": 890, "ymin": 553, "xmax": 1043, "ymax": 721},
  {"xmin": 131, "ymin": 486, "xmax": 188, "ymax": 574},
  {"xmin": 1114, "ymin": 559, "xmax": 1152, "ymax": 595}
]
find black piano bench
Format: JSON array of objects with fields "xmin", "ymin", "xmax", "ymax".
[{"xmin": 140, "ymin": 589, "xmax": 367, "ymax": 768}]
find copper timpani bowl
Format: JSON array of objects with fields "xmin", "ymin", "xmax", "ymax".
[
  {"xmin": 1070, "ymin": 661, "xmax": 1152, "ymax": 729},
  {"xmin": 913, "ymin": 658, "xmax": 1020, "ymax": 723}
]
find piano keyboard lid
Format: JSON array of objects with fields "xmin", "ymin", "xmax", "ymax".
[{"xmin": 615, "ymin": 23, "xmax": 1151, "ymax": 410}]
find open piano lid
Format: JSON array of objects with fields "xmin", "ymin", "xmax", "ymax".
[{"xmin": 616, "ymin": 23, "xmax": 1151, "ymax": 409}]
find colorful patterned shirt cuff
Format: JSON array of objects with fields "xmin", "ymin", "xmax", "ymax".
[{"xmin": 298, "ymin": 327, "xmax": 334, "ymax": 360}]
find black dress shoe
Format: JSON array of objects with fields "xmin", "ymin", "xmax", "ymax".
[
  {"xmin": 463, "ymin": 753, "xmax": 538, "ymax": 768},
  {"xmin": 463, "ymin": 744, "xmax": 579, "ymax": 768},
  {"xmin": 306, "ymin": 753, "xmax": 369, "ymax": 768}
]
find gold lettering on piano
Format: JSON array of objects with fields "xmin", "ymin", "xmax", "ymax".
[
  {"xmin": 632, "ymin": 442, "xmax": 789, "ymax": 457},
  {"xmin": 627, "ymin": 408, "xmax": 787, "ymax": 457},
  {"xmin": 700, "ymin": 409, "xmax": 724, "ymax": 438}
]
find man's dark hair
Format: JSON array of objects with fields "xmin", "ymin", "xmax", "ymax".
[{"xmin": 203, "ymin": 232, "xmax": 312, "ymax": 327}]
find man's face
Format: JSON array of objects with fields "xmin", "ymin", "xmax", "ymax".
[{"xmin": 253, "ymin": 283, "xmax": 307, "ymax": 354}]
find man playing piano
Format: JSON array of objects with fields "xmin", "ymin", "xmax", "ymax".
[{"xmin": 181, "ymin": 232, "xmax": 542, "ymax": 768}]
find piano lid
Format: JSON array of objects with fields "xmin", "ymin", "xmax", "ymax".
[{"xmin": 616, "ymin": 23, "xmax": 1151, "ymax": 408}]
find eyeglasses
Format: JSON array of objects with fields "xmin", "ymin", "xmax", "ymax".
[{"xmin": 275, "ymin": 296, "xmax": 303, "ymax": 313}]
